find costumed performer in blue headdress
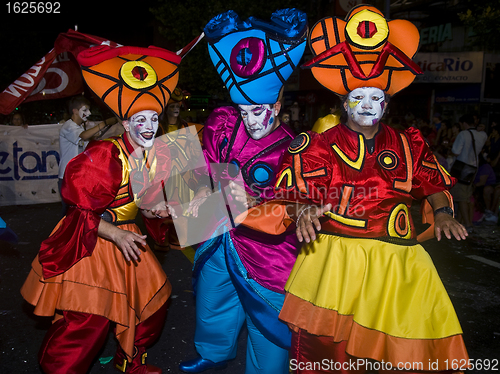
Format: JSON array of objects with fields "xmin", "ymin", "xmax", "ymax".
[{"xmin": 178, "ymin": 8, "xmax": 307, "ymax": 374}]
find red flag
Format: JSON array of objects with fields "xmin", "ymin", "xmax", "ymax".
[
  {"xmin": 22, "ymin": 52, "xmax": 84, "ymax": 104},
  {"xmin": 0, "ymin": 30, "xmax": 119, "ymax": 115},
  {"xmin": 176, "ymin": 32, "xmax": 205, "ymax": 58}
]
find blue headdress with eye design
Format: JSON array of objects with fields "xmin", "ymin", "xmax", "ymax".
[{"xmin": 204, "ymin": 8, "xmax": 307, "ymax": 105}]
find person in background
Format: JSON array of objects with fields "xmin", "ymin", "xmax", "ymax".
[
  {"xmin": 58, "ymin": 95, "xmax": 117, "ymax": 216},
  {"xmin": 9, "ymin": 112, "xmax": 28, "ymax": 128},
  {"xmin": 486, "ymin": 121, "xmax": 500, "ymax": 166},
  {"xmin": 433, "ymin": 144, "xmax": 449, "ymax": 171},
  {"xmin": 473, "ymin": 153, "xmax": 500, "ymax": 224},
  {"xmin": 280, "ymin": 110, "xmax": 291, "ymax": 126},
  {"xmin": 432, "ymin": 112, "xmax": 443, "ymax": 131},
  {"xmin": 420, "ymin": 118, "xmax": 437, "ymax": 145},
  {"xmin": 448, "ymin": 122, "xmax": 461, "ymax": 144},
  {"xmin": 435, "ymin": 117, "xmax": 449, "ymax": 146},
  {"xmin": 289, "ymin": 101, "xmax": 300, "ymax": 123},
  {"xmin": 450, "ymin": 114, "xmax": 488, "ymax": 231}
]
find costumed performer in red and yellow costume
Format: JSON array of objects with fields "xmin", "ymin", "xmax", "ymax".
[
  {"xmin": 21, "ymin": 34, "xmax": 182, "ymax": 374},
  {"xmin": 240, "ymin": 5, "xmax": 470, "ymax": 373}
]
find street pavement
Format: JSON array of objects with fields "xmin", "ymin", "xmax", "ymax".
[{"xmin": 1, "ymin": 202, "xmax": 499, "ymax": 374}]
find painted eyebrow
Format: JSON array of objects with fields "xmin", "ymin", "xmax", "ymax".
[{"xmin": 251, "ymin": 105, "xmax": 265, "ymax": 113}]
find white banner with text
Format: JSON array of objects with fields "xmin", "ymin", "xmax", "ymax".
[
  {"xmin": 414, "ymin": 52, "xmax": 484, "ymax": 83},
  {"xmin": 0, "ymin": 124, "xmax": 62, "ymax": 206}
]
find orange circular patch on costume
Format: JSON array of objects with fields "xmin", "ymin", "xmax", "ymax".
[{"xmin": 288, "ymin": 132, "xmax": 311, "ymax": 154}]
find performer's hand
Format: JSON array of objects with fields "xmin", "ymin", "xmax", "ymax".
[
  {"xmin": 98, "ymin": 220, "xmax": 147, "ymax": 262},
  {"xmin": 113, "ymin": 228, "xmax": 147, "ymax": 262},
  {"xmin": 186, "ymin": 186, "xmax": 211, "ymax": 217},
  {"xmin": 148, "ymin": 202, "xmax": 177, "ymax": 219},
  {"xmin": 434, "ymin": 213, "xmax": 468, "ymax": 241},
  {"xmin": 229, "ymin": 181, "xmax": 258, "ymax": 208},
  {"xmin": 296, "ymin": 203, "xmax": 332, "ymax": 243}
]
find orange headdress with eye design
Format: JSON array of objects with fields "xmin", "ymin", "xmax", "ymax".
[
  {"xmin": 77, "ymin": 45, "xmax": 181, "ymax": 120},
  {"xmin": 303, "ymin": 5, "xmax": 422, "ymax": 96}
]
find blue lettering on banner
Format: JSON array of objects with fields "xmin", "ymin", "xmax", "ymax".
[
  {"xmin": 417, "ymin": 58, "xmax": 474, "ymax": 72},
  {"xmin": 0, "ymin": 142, "xmax": 60, "ymax": 181}
]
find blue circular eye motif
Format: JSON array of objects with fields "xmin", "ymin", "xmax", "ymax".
[
  {"xmin": 230, "ymin": 37, "xmax": 266, "ymax": 78},
  {"xmin": 249, "ymin": 162, "xmax": 273, "ymax": 187}
]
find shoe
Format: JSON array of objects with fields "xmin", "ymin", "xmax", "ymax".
[
  {"xmin": 115, "ymin": 346, "xmax": 162, "ymax": 374},
  {"xmin": 179, "ymin": 357, "xmax": 227, "ymax": 373},
  {"xmin": 484, "ymin": 213, "xmax": 498, "ymax": 224}
]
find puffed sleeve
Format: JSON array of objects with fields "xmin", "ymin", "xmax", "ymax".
[
  {"xmin": 274, "ymin": 131, "xmax": 334, "ymax": 205},
  {"xmin": 406, "ymin": 126, "xmax": 456, "ymax": 200},
  {"xmin": 39, "ymin": 141, "xmax": 122, "ymax": 279},
  {"xmin": 196, "ymin": 106, "xmax": 239, "ymax": 188}
]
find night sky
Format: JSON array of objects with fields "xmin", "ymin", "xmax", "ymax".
[{"xmin": 1, "ymin": 0, "xmax": 158, "ymax": 91}]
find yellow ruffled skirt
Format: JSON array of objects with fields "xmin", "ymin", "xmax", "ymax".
[{"xmin": 280, "ymin": 234, "xmax": 469, "ymax": 371}]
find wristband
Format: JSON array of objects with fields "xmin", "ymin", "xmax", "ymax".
[
  {"xmin": 296, "ymin": 206, "xmax": 311, "ymax": 224},
  {"xmin": 434, "ymin": 206, "xmax": 454, "ymax": 217}
]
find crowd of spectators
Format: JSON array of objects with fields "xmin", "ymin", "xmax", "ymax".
[{"xmin": 415, "ymin": 113, "xmax": 500, "ymax": 230}]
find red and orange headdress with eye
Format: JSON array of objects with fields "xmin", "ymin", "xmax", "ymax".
[
  {"xmin": 303, "ymin": 5, "xmax": 422, "ymax": 96},
  {"xmin": 77, "ymin": 45, "xmax": 181, "ymax": 120}
]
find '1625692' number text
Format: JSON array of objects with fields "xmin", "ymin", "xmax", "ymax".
[{"xmin": 6, "ymin": 2, "xmax": 60, "ymax": 13}]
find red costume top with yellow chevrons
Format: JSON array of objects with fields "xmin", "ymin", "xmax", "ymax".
[{"xmin": 275, "ymin": 122, "xmax": 453, "ymax": 240}]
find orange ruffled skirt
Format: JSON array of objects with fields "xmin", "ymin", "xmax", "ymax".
[
  {"xmin": 21, "ymin": 223, "xmax": 171, "ymax": 360},
  {"xmin": 280, "ymin": 234, "xmax": 469, "ymax": 371}
]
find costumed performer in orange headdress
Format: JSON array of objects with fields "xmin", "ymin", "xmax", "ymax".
[
  {"xmin": 21, "ymin": 33, "xmax": 183, "ymax": 374},
  {"xmin": 240, "ymin": 5, "xmax": 470, "ymax": 373}
]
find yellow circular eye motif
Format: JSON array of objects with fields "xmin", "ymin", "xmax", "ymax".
[
  {"xmin": 345, "ymin": 9, "xmax": 389, "ymax": 49},
  {"xmin": 377, "ymin": 150, "xmax": 398, "ymax": 171},
  {"xmin": 120, "ymin": 61, "xmax": 158, "ymax": 90}
]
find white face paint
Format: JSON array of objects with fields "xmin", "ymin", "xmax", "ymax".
[
  {"xmin": 239, "ymin": 104, "xmax": 277, "ymax": 140},
  {"xmin": 167, "ymin": 102, "xmax": 181, "ymax": 118},
  {"xmin": 78, "ymin": 105, "xmax": 91, "ymax": 122},
  {"xmin": 345, "ymin": 87, "xmax": 386, "ymax": 127},
  {"xmin": 125, "ymin": 110, "xmax": 159, "ymax": 149}
]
